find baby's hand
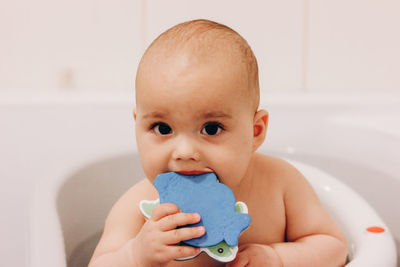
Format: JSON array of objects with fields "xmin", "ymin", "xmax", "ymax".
[
  {"xmin": 226, "ymin": 244, "xmax": 283, "ymax": 267},
  {"xmin": 131, "ymin": 203, "xmax": 205, "ymax": 267}
]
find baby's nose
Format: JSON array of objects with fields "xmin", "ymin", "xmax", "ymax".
[{"xmin": 172, "ymin": 136, "xmax": 200, "ymax": 161}]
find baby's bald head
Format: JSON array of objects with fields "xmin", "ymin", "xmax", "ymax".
[{"xmin": 136, "ymin": 19, "xmax": 260, "ymax": 112}]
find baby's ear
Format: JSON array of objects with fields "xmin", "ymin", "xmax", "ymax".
[
  {"xmin": 133, "ymin": 108, "xmax": 137, "ymax": 120},
  {"xmin": 252, "ymin": 109, "xmax": 268, "ymax": 151}
]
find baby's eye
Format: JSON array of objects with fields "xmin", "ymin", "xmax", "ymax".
[
  {"xmin": 151, "ymin": 122, "xmax": 172, "ymax": 135},
  {"xmin": 201, "ymin": 122, "xmax": 223, "ymax": 136}
]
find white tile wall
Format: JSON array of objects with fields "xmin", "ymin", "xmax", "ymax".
[
  {"xmin": 307, "ymin": 0, "xmax": 400, "ymax": 92},
  {"xmin": 0, "ymin": 0, "xmax": 142, "ymax": 91},
  {"xmin": 0, "ymin": 0, "xmax": 399, "ymax": 93}
]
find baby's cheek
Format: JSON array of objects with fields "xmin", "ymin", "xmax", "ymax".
[
  {"xmin": 139, "ymin": 149, "xmax": 162, "ymax": 179},
  {"xmin": 213, "ymin": 151, "xmax": 249, "ymax": 184}
]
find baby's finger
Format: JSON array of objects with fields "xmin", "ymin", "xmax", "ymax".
[
  {"xmin": 150, "ymin": 203, "xmax": 180, "ymax": 221},
  {"xmin": 164, "ymin": 226, "xmax": 205, "ymax": 245},
  {"xmin": 159, "ymin": 212, "xmax": 201, "ymax": 231},
  {"xmin": 168, "ymin": 245, "xmax": 201, "ymax": 260}
]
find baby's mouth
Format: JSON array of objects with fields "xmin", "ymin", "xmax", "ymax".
[
  {"xmin": 177, "ymin": 170, "xmax": 212, "ymax": 175},
  {"xmin": 175, "ymin": 170, "xmax": 223, "ymax": 183}
]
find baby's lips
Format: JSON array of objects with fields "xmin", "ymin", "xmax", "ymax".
[{"xmin": 178, "ymin": 170, "xmax": 211, "ymax": 175}]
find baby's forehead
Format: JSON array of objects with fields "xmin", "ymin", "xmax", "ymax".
[{"xmin": 136, "ymin": 51, "xmax": 255, "ymax": 113}]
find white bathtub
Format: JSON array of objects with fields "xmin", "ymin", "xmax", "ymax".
[{"xmin": 3, "ymin": 91, "xmax": 399, "ymax": 266}]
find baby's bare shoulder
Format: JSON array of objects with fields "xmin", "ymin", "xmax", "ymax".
[
  {"xmin": 119, "ymin": 178, "xmax": 158, "ymax": 206},
  {"xmin": 104, "ymin": 178, "xmax": 157, "ymax": 227},
  {"xmin": 255, "ymin": 153, "xmax": 306, "ymax": 186}
]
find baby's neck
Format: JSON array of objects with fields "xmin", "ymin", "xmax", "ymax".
[{"xmin": 229, "ymin": 153, "xmax": 258, "ymax": 199}]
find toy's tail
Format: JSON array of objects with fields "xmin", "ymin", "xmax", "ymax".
[{"xmin": 224, "ymin": 213, "xmax": 251, "ymax": 246}]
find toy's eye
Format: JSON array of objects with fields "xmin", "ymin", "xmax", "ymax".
[
  {"xmin": 201, "ymin": 122, "xmax": 223, "ymax": 136},
  {"xmin": 217, "ymin": 248, "xmax": 224, "ymax": 254},
  {"xmin": 152, "ymin": 122, "xmax": 172, "ymax": 135}
]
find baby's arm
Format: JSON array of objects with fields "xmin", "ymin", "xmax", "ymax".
[
  {"xmin": 228, "ymin": 160, "xmax": 347, "ymax": 267},
  {"xmin": 273, "ymin": 163, "xmax": 347, "ymax": 266},
  {"xmin": 88, "ymin": 179, "xmax": 204, "ymax": 267}
]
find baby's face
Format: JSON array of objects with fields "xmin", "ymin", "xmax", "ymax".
[{"xmin": 135, "ymin": 52, "xmax": 257, "ymax": 188}]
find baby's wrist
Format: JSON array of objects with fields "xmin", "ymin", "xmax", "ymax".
[{"xmin": 123, "ymin": 238, "xmax": 146, "ymax": 267}]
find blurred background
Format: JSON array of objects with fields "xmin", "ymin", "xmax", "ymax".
[
  {"xmin": 1, "ymin": 0, "xmax": 399, "ymax": 94},
  {"xmin": 1, "ymin": 0, "xmax": 400, "ymax": 266}
]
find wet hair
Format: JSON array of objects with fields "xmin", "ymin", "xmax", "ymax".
[{"xmin": 136, "ymin": 19, "xmax": 260, "ymax": 111}]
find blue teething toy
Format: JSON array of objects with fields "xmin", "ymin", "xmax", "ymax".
[{"xmin": 140, "ymin": 172, "xmax": 251, "ymax": 262}]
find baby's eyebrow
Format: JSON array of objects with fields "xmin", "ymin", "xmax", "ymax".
[
  {"xmin": 142, "ymin": 111, "xmax": 166, "ymax": 119},
  {"xmin": 141, "ymin": 111, "xmax": 231, "ymax": 120},
  {"xmin": 202, "ymin": 111, "xmax": 232, "ymax": 119}
]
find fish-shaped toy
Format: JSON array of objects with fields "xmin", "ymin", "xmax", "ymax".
[{"xmin": 140, "ymin": 172, "xmax": 251, "ymax": 262}]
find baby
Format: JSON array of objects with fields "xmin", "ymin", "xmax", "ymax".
[{"xmin": 89, "ymin": 19, "xmax": 347, "ymax": 267}]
